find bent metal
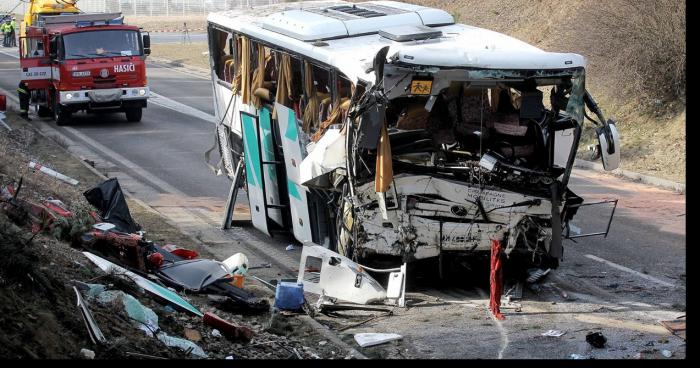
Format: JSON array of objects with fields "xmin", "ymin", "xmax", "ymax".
[{"xmin": 207, "ymin": 1, "xmax": 621, "ymax": 273}]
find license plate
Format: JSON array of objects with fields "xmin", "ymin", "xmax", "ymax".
[{"xmin": 409, "ymin": 79, "xmax": 433, "ymax": 95}]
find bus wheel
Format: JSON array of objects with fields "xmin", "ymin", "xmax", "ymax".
[
  {"xmin": 125, "ymin": 107, "xmax": 142, "ymax": 122},
  {"xmin": 37, "ymin": 106, "xmax": 52, "ymax": 118}
]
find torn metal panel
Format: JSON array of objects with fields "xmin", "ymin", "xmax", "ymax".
[
  {"xmin": 298, "ymin": 244, "xmax": 387, "ymax": 305},
  {"xmin": 298, "ymin": 244, "xmax": 407, "ymax": 306}
]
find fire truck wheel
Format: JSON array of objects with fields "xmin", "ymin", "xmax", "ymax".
[
  {"xmin": 125, "ymin": 107, "xmax": 143, "ymax": 123},
  {"xmin": 37, "ymin": 106, "xmax": 52, "ymax": 118},
  {"xmin": 54, "ymin": 106, "xmax": 71, "ymax": 126}
]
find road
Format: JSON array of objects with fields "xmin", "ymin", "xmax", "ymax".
[{"xmin": 0, "ymin": 46, "xmax": 686, "ymax": 359}]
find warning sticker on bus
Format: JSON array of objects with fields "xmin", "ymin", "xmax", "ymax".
[{"xmin": 409, "ymin": 79, "xmax": 433, "ymax": 95}]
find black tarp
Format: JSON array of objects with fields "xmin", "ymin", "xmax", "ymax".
[{"xmin": 83, "ymin": 178, "xmax": 140, "ymax": 233}]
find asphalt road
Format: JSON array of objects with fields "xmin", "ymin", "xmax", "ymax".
[{"xmin": 0, "ymin": 46, "xmax": 686, "ymax": 359}]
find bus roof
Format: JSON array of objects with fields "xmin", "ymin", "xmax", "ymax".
[{"xmin": 208, "ymin": 1, "xmax": 586, "ymax": 84}]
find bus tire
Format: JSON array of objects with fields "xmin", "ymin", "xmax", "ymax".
[{"xmin": 125, "ymin": 107, "xmax": 142, "ymax": 122}]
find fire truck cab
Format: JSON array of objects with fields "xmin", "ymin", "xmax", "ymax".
[{"xmin": 20, "ymin": 12, "xmax": 151, "ymax": 125}]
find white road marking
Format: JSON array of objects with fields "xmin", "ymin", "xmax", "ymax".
[
  {"xmin": 149, "ymin": 91, "xmax": 216, "ymax": 124},
  {"xmin": 584, "ymin": 254, "xmax": 676, "ymax": 288},
  {"xmin": 0, "ymin": 49, "xmax": 19, "ymax": 59}
]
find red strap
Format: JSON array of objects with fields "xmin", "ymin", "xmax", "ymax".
[{"xmin": 489, "ymin": 239, "xmax": 506, "ymax": 320}]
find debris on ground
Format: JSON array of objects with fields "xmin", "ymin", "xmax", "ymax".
[
  {"xmin": 79, "ymin": 348, "xmax": 95, "ymax": 360},
  {"xmin": 354, "ymin": 333, "xmax": 403, "ymax": 348},
  {"xmin": 29, "ymin": 161, "xmax": 79, "ymax": 186},
  {"xmin": 526, "ymin": 268, "xmax": 551, "ymax": 283},
  {"xmin": 0, "ymin": 115, "xmax": 346, "ymax": 359},
  {"xmin": 585, "ymin": 332, "xmax": 607, "ymax": 348},
  {"xmin": 541, "ymin": 330, "xmax": 566, "ymax": 337},
  {"xmin": 660, "ymin": 317, "xmax": 686, "ymax": 340},
  {"xmin": 662, "ymin": 350, "xmax": 673, "ymax": 358}
]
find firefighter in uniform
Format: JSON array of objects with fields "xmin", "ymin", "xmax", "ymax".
[{"xmin": 18, "ymin": 82, "xmax": 30, "ymax": 120}]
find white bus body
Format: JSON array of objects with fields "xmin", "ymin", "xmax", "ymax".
[{"xmin": 206, "ymin": 1, "xmax": 620, "ymax": 270}]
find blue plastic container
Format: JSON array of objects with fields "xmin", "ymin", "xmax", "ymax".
[{"xmin": 274, "ymin": 281, "xmax": 305, "ymax": 311}]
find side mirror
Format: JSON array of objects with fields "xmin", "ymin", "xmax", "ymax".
[
  {"xmin": 372, "ymin": 46, "xmax": 390, "ymax": 87},
  {"xmin": 597, "ymin": 119, "xmax": 620, "ymax": 171},
  {"xmin": 142, "ymin": 34, "xmax": 151, "ymax": 49},
  {"xmin": 144, "ymin": 48, "xmax": 151, "ymax": 56},
  {"xmin": 49, "ymin": 39, "xmax": 58, "ymax": 59}
]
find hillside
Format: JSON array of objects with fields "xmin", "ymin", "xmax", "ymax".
[{"xmin": 407, "ymin": 0, "xmax": 686, "ymax": 183}]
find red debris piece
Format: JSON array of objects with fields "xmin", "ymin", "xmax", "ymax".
[
  {"xmin": 489, "ymin": 239, "xmax": 505, "ymax": 321},
  {"xmin": 43, "ymin": 200, "xmax": 73, "ymax": 218},
  {"xmin": 163, "ymin": 244, "xmax": 199, "ymax": 260},
  {"xmin": 147, "ymin": 252, "xmax": 164, "ymax": 268},
  {"xmin": 202, "ymin": 312, "xmax": 254, "ymax": 342}
]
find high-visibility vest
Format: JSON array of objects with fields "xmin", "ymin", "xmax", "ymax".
[{"xmin": 10, "ymin": 21, "xmax": 17, "ymax": 31}]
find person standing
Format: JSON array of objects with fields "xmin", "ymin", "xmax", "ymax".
[
  {"xmin": 1, "ymin": 20, "xmax": 10, "ymax": 47},
  {"xmin": 9, "ymin": 17, "xmax": 17, "ymax": 47},
  {"xmin": 17, "ymin": 81, "xmax": 30, "ymax": 120}
]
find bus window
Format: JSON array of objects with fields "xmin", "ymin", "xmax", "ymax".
[
  {"xmin": 302, "ymin": 61, "xmax": 331, "ymax": 133},
  {"xmin": 251, "ymin": 43, "xmax": 275, "ymax": 108},
  {"xmin": 209, "ymin": 27, "xmax": 234, "ymax": 83}
]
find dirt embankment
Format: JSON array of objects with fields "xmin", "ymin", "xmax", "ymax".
[
  {"xmin": 0, "ymin": 113, "xmax": 345, "ymax": 359},
  {"xmin": 407, "ymin": 0, "xmax": 686, "ymax": 183}
]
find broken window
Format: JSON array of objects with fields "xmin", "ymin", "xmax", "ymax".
[{"xmin": 209, "ymin": 27, "xmax": 234, "ymax": 84}]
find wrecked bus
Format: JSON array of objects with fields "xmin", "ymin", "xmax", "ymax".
[{"xmin": 206, "ymin": 1, "xmax": 620, "ymax": 272}]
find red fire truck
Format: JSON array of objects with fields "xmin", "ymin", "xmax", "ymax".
[{"xmin": 20, "ymin": 12, "xmax": 151, "ymax": 125}]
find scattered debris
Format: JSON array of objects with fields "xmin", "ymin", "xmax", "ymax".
[
  {"xmin": 660, "ymin": 318, "xmax": 686, "ymax": 340},
  {"xmin": 184, "ymin": 328, "xmax": 202, "ymax": 342},
  {"xmin": 79, "ymin": 348, "xmax": 95, "ymax": 360},
  {"xmin": 157, "ymin": 259, "xmax": 230, "ymax": 292},
  {"xmin": 86, "ymin": 286, "xmax": 208, "ymax": 358},
  {"xmin": 83, "ymin": 178, "xmax": 140, "ymax": 233},
  {"xmin": 222, "ymin": 252, "xmax": 248, "ymax": 274},
  {"xmin": 662, "ymin": 350, "xmax": 673, "ymax": 358},
  {"xmin": 28, "ymin": 161, "xmax": 79, "ymax": 186},
  {"xmin": 73, "ymin": 286, "xmax": 107, "ymax": 345},
  {"xmin": 274, "ymin": 281, "xmax": 305, "ymax": 311},
  {"xmin": 570, "ymin": 353, "xmax": 586, "ymax": 359},
  {"xmin": 526, "ymin": 268, "xmax": 551, "ymax": 283},
  {"xmin": 211, "ymin": 329, "xmax": 222, "ymax": 338},
  {"xmin": 585, "ymin": 332, "xmax": 607, "ymax": 348},
  {"xmin": 504, "ymin": 281, "xmax": 523, "ymax": 301},
  {"xmin": 202, "ymin": 312, "xmax": 254, "ymax": 342},
  {"xmin": 354, "ymin": 333, "xmax": 403, "ymax": 348},
  {"xmin": 297, "ymin": 244, "xmax": 406, "ymax": 307},
  {"xmin": 541, "ymin": 330, "xmax": 566, "ymax": 337},
  {"xmin": 82, "ymin": 252, "xmax": 203, "ymax": 317},
  {"xmin": 162, "ymin": 244, "xmax": 199, "ymax": 260},
  {"xmin": 286, "ymin": 244, "xmax": 296, "ymax": 251}
]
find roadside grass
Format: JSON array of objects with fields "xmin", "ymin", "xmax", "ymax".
[
  {"xmin": 150, "ymin": 41, "xmax": 211, "ymax": 70},
  {"xmin": 125, "ymin": 15, "xmax": 207, "ymax": 31}
]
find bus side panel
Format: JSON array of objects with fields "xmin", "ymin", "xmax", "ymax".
[
  {"xmin": 275, "ymin": 103, "xmax": 313, "ymax": 243},
  {"xmin": 241, "ymin": 110, "xmax": 270, "ymax": 236},
  {"xmin": 259, "ymin": 106, "xmax": 284, "ymax": 228}
]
